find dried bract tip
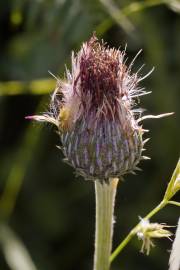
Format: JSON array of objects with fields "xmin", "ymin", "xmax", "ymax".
[
  {"xmin": 137, "ymin": 218, "xmax": 172, "ymax": 255},
  {"xmin": 29, "ymin": 35, "xmax": 172, "ymax": 181}
]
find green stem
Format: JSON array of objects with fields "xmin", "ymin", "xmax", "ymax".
[
  {"xmin": 144, "ymin": 200, "xmax": 166, "ymax": 220},
  {"xmin": 96, "ymin": 0, "xmax": 167, "ymax": 35},
  {"xmin": 168, "ymin": 201, "xmax": 180, "ymax": 207},
  {"xmin": 110, "ymin": 200, "xmax": 167, "ymax": 263},
  {"xmin": 94, "ymin": 178, "xmax": 119, "ymax": 270},
  {"xmin": 0, "ymin": 79, "xmax": 55, "ymax": 96}
]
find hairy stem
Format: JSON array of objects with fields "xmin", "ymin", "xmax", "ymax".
[{"xmin": 93, "ymin": 178, "xmax": 119, "ymax": 270}]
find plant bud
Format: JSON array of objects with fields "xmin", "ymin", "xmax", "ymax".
[
  {"xmin": 57, "ymin": 36, "xmax": 145, "ymax": 180},
  {"xmin": 29, "ymin": 35, "xmax": 172, "ymax": 181}
]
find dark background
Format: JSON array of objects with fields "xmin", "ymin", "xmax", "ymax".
[{"xmin": 0, "ymin": 1, "xmax": 179, "ymax": 270}]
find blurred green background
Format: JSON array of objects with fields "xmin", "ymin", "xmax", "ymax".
[{"xmin": 0, "ymin": 0, "xmax": 179, "ymax": 270}]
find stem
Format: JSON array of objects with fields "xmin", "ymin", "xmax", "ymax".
[
  {"xmin": 93, "ymin": 178, "xmax": 119, "ymax": 270},
  {"xmin": 144, "ymin": 200, "xmax": 166, "ymax": 220},
  {"xmin": 168, "ymin": 201, "xmax": 180, "ymax": 207},
  {"xmin": 0, "ymin": 79, "xmax": 55, "ymax": 96},
  {"xmin": 110, "ymin": 200, "xmax": 167, "ymax": 263}
]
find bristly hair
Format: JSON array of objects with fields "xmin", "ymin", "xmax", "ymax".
[{"xmin": 50, "ymin": 35, "xmax": 144, "ymax": 126}]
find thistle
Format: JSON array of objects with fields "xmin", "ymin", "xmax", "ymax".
[
  {"xmin": 29, "ymin": 35, "xmax": 168, "ymax": 180},
  {"xmin": 27, "ymin": 34, "xmax": 172, "ymax": 270}
]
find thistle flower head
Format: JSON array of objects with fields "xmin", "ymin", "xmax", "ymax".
[{"xmin": 29, "ymin": 35, "xmax": 172, "ymax": 181}]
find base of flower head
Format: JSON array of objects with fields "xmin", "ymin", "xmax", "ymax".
[{"xmin": 60, "ymin": 115, "xmax": 144, "ymax": 181}]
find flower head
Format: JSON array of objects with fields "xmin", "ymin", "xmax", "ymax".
[
  {"xmin": 28, "ymin": 35, "xmax": 172, "ymax": 181},
  {"xmin": 137, "ymin": 218, "xmax": 172, "ymax": 255}
]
